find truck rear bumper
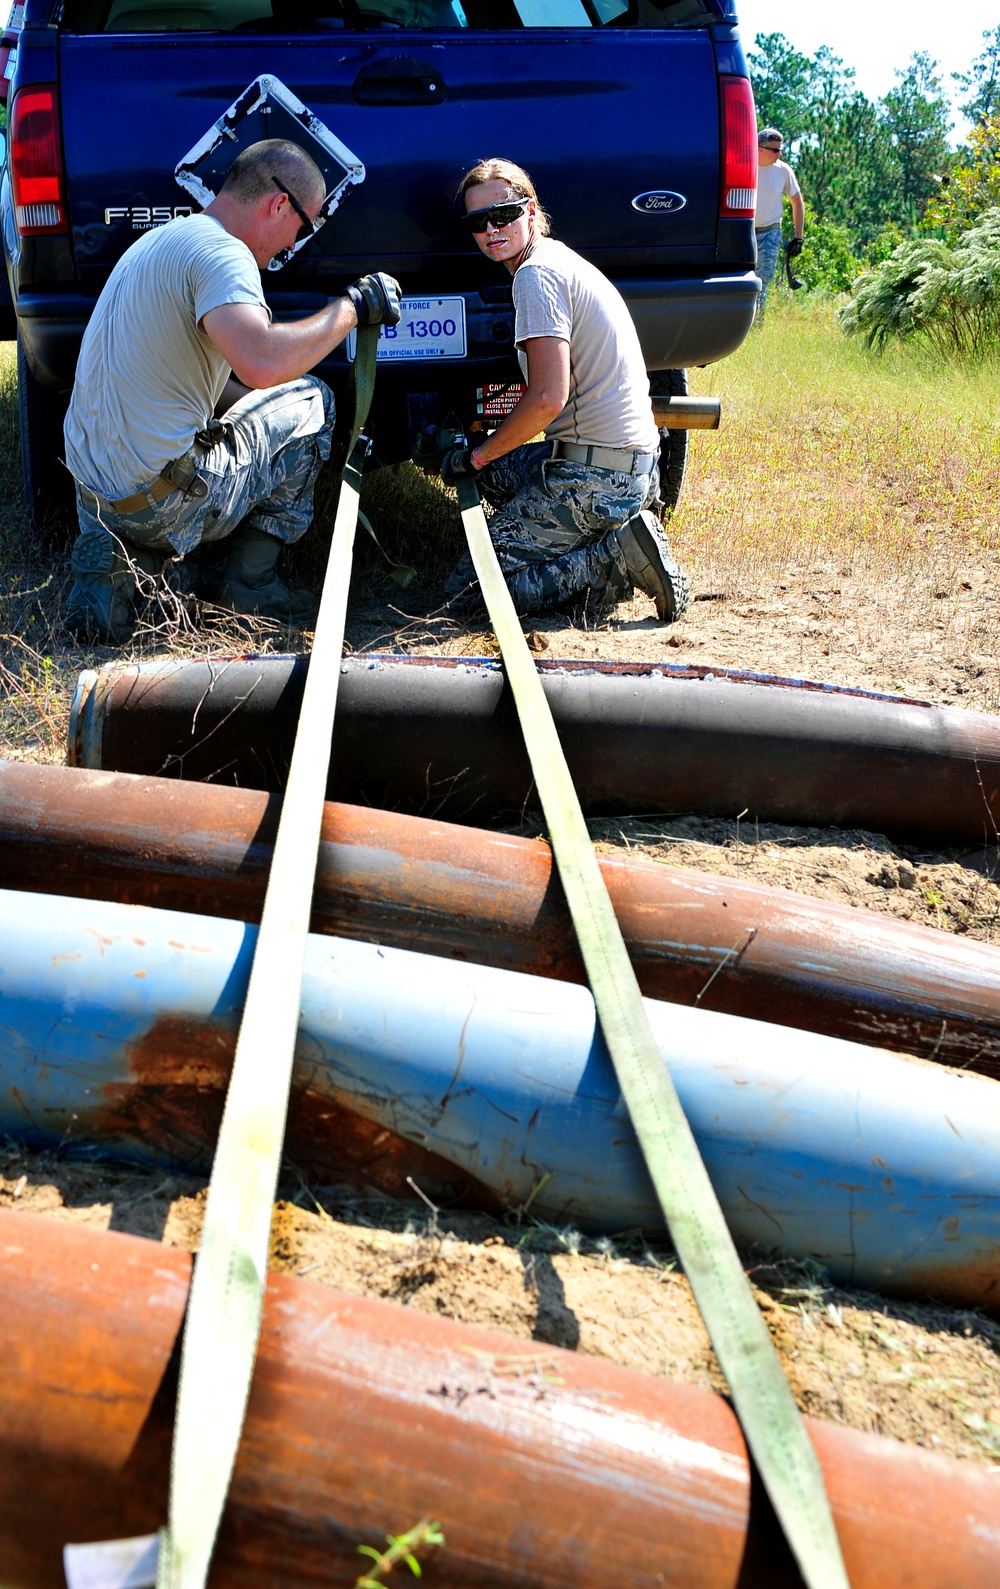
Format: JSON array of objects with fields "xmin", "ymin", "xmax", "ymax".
[
  {"xmin": 621, "ymin": 272, "xmax": 760, "ymax": 368},
  {"xmin": 15, "ymin": 269, "xmax": 760, "ymax": 391},
  {"xmin": 14, "ymin": 301, "xmax": 89, "ymax": 390}
]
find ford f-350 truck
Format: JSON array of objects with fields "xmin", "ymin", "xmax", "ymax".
[{"xmin": 2, "ymin": 0, "xmax": 759, "ymax": 534}]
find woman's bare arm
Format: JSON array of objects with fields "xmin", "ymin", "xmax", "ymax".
[{"xmin": 470, "ymin": 336, "xmax": 570, "ymax": 467}]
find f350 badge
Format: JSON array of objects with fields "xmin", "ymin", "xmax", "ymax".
[
  {"xmin": 631, "ymin": 191, "xmax": 687, "ymax": 214},
  {"xmin": 103, "ymin": 205, "xmax": 193, "ymax": 228}
]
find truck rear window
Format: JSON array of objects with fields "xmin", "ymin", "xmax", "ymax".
[{"xmin": 63, "ymin": 0, "xmax": 714, "ymax": 34}]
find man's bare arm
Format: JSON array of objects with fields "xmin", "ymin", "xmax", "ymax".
[
  {"xmin": 201, "ymin": 297, "xmax": 358, "ymax": 389},
  {"xmin": 214, "ymin": 375, "xmax": 254, "ymax": 415},
  {"xmin": 470, "ymin": 336, "xmax": 570, "ymax": 467}
]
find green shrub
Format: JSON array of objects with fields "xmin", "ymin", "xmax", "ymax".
[
  {"xmin": 863, "ymin": 221, "xmax": 910, "ymax": 268},
  {"xmin": 778, "ymin": 217, "xmax": 861, "ymax": 297},
  {"xmin": 922, "ymin": 114, "xmax": 1000, "ymax": 241},
  {"xmin": 838, "ymin": 207, "xmax": 1000, "ymax": 359}
]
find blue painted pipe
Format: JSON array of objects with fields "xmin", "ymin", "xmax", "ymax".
[{"xmin": 1, "ymin": 887, "xmax": 997, "ymax": 1309}]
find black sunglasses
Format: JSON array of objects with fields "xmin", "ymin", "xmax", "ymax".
[
  {"xmin": 461, "ymin": 198, "xmax": 529, "ymax": 235},
  {"xmin": 270, "ymin": 175, "xmax": 323, "ymax": 244}
]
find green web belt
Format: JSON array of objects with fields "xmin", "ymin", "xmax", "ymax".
[
  {"xmin": 66, "ymin": 356, "xmax": 848, "ymax": 1588},
  {"xmin": 454, "ymin": 473, "xmax": 850, "ymax": 1589}
]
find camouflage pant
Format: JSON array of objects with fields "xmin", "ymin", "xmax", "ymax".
[
  {"xmin": 444, "ymin": 440, "xmax": 660, "ymax": 616},
  {"xmin": 67, "ymin": 377, "xmax": 335, "ymax": 632}
]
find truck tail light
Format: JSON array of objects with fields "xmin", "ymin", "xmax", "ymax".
[
  {"xmin": 10, "ymin": 86, "xmax": 68, "ymax": 236},
  {"xmin": 719, "ymin": 75, "xmax": 757, "ymax": 218}
]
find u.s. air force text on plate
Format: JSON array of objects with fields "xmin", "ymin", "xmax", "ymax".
[{"xmin": 346, "ymin": 296, "xmax": 467, "ymax": 362}]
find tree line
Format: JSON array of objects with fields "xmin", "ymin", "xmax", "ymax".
[
  {"xmin": 749, "ymin": 28, "xmax": 1000, "ymax": 355},
  {"xmin": 749, "ymin": 25, "xmax": 1000, "ymax": 251}
]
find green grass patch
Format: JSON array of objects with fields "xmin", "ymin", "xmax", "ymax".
[
  {"xmin": 3, "ymin": 302, "xmax": 1000, "ymax": 761},
  {"xmin": 681, "ymin": 298, "xmax": 1000, "ymax": 590}
]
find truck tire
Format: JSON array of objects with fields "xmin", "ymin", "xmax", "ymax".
[
  {"xmin": 17, "ymin": 331, "xmax": 74, "ymax": 542},
  {"xmin": 648, "ymin": 367, "xmax": 688, "ymax": 515}
]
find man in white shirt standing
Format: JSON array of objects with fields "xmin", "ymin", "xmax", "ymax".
[{"xmin": 753, "ymin": 127, "xmax": 805, "ymax": 320}]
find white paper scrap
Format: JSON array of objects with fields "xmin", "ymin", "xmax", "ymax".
[{"xmin": 64, "ymin": 1534, "xmax": 159, "ymax": 1589}]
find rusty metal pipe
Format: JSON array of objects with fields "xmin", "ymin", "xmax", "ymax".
[
  {"xmin": 1, "ymin": 1209, "xmax": 997, "ymax": 1589},
  {"xmin": 3, "ymin": 760, "xmax": 1000, "ymax": 1079},
  {"xmin": 66, "ymin": 654, "xmax": 1000, "ymax": 847},
  {"xmin": 651, "ymin": 393, "xmax": 721, "ymax": 428}
]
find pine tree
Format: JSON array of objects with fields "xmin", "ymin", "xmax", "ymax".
[
  {"xmin": 881, "ymin": 53, "xmax": 952, "ymax": 224},
  {"xmin": 952, "ymin": 24, "xmax": 1000, "ymax": 128},
  {"xmin": 746, "ymin": 31, "xmax": 814, "ymax": 142}
]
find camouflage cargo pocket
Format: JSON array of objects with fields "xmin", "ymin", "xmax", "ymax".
[{"xmin": 590, "ymin": 489, "xmax": 643, "ymax": 529}]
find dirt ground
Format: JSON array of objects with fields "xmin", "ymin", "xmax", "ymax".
[
  {"xmin": 6, "ymin": 537, "xmax": 1000, "ymax": 1475},
  {"xmin": 346, "ymin": 554, "xmax": 1000, "ymax": 717},
  {"xmin": 4, "ymin": 328, "xmax": 1000, "ymax": 1485},
  {"xmin": 3, "ymin": 1145, "xmax": 999, "ymax": 1473},
  {"xmin": 590, "ymin": 813, "xmax": 1000, "ymax": 944},
  {"xmin": 343, "ymin": 438, "xmax": 1000, "ymax": 719}
]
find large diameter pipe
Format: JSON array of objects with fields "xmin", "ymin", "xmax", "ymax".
[
  {"xmin": 2, "ymin": 1209, "xmax": 998, "ymax": 1589},
  {"xmin": 3, "ymin": 759, "xmax": 1000, "ymax": 1079},
  {"xmin": 2, "ymin": 887, "xmax": 998, "ymax": 1309},
  {"xmin": 67, "ymin": 654, "xmax": 1000, "ymax": 846}
]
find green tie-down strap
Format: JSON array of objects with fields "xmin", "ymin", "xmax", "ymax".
[
  {"xmin": 154, "ymin": 325, "xmax": 381, "ymax": 1589},
  {"xmin": 455, "ymin": 475, "xmax": 851, "ymax": 1589}
]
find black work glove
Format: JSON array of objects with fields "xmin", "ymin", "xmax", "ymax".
[
  {"xmin": 346, "ymin": 272, "xmax": 402, "ymax": 327},
  {"xmin": 412, "ymin": 424, "xmax": 445, "ymax": 473},
  {"xmin": 785, "ymin": 236, "xmax": 804, "ymax": 259},
  {"xmin": 440, "ymin": 445, "xmax": 478, "ymax": 483}
]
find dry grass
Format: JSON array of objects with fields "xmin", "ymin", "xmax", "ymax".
[
  {"xmin": 3, "ymin": 302, "xmax": 1000, "ymax": 759},
  {"xmin": 676, "ymin": 299, "xmax": 1000, "ymax": 684},
  {"xmin": 684, "ymin": 297, "xmax": 1000, "ymax": 574}
]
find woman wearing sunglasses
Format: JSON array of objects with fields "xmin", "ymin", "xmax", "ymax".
[{"xmin": 443, "ymin": 157, "xmax": 688, "ymax": 623}]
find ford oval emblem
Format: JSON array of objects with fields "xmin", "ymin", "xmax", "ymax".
[{"xmin": 631, "ymin": 190, "xmax": 687, "ymax": 215}]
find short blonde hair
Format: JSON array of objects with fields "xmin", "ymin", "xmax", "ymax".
[
  {"xmin": 221, "ymin": 139, "xmax": 325, "ymax": 208},
  {"xmin": 457, "ymin": 158, "xmax": 551, "ymax": 236}
]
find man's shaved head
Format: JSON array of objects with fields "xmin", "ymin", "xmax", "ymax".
[{"xmin": 221, "ymin": 139, "xmax": 325, "ymax": 208}]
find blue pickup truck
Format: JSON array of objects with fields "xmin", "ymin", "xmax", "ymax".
[{"xmin": 2, "ymin": 0, "xmax": 758, "ymax": 534}]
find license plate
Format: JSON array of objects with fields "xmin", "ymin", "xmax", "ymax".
[{"xmin": 347, "ymin": 296, "xmax": 467, "ymax": 362}]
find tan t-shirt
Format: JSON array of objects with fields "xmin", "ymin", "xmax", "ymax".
[
  {"xmin": 513, "ymin": 236, "xmax": 658, "ymax": 453},
  {"xmin": 755, "ymin": 160, "xmax": 801, "ymax": 230},
  {"xmin": 64, "ymin": 213, "xmax": 268, "ymax": 498}
]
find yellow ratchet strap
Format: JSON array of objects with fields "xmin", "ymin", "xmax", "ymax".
[
  {"xmin": 154, "ymin": 324, "xmax": 380, "ymax": 1589},
  {"xmin": 455, "ymin": 473, "xmax": 851, "ymax": 1589}
]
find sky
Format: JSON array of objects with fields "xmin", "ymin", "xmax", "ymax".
[{"xmin": 734, "ymin": 0, "xmax": 997, "ymax": 140}]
